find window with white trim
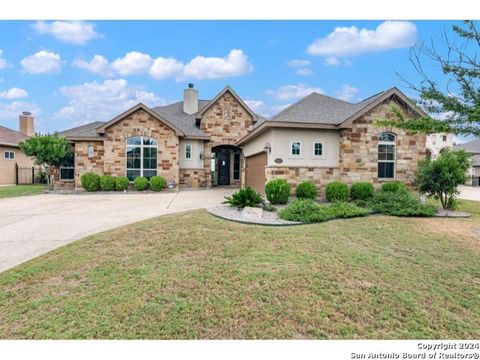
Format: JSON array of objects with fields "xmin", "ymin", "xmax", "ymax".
[
  {"xmin": 87, "ymin": 145, "xmax": 94, "ymax": 158},
  {"xmin": 378, "ymin": 132, "xmax": 395, "ymax": 179},
  {"xmin": 291, "ymin": 141, "xmax": 301, "ymax": 156},
  {"xmin": 126, "ymin": 136, "xmax": 157, "ymax": 181},
  {"xmin": 185, "ymin": 144, "xmax": 192, "ymax": 159},
  {"xmin": 313, "ymin": 142, "xmax": 323, "ymax": 156},
  {"xmin": 3, "ymin": 151, "xmax": 15, "ymax": 160}
]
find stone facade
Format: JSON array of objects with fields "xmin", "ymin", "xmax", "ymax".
[
  {"xmin": 200, "ymin": 90, "xmax": 254, "ymax": 187},
  {"xmin": 339, "ymin": 98, "xmax": 426, "ymax": 188},
  {"xmin": 179, "ymin": 168, "xmax": 207, "ymax": 188}
]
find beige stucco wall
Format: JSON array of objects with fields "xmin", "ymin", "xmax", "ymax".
[
  {"xmin": 242, "ymin": 129, "xmax": 274, "ymax": 160},
  {"xmin": 179, "ymin": 139, "xmax": 204, "ymax": 169},
  {"xmin": 0, "ymin": 145, "xmax": 35, "ymax": 185}
]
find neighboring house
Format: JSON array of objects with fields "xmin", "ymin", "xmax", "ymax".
[
  {"xmin": 0, "ymin": 112, "xmax": 36, "ymax": 185},
  {"xmin": 57, "ymin": 85, "xmax": 428, "ymax": 197},
  {"xmin": 426, "ymin": 133, "xmax": 453, "ymax": 159},
  {"xmin": 455, "ymin": 139, "xmax": 480, "ymax": 187}
]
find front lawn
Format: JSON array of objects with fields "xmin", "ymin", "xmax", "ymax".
[
  {"xmin": 0, "ymin": 184, "xmax": 46, "ymax": 199},
  {"xmin": 0, "ymin": 200, "xmax": 479, "ymax": 339}
]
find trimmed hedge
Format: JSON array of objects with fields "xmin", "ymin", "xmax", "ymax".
[
  {"xmin": 279, "ymin": 199, "xmax": 332, "ymax": 223},
  {"xmin": 99, "ymin": 175, "xmax": 115, "ymax": 191},
  {"xmin": 150, "ymin": 176, "xmax": 166, "ymax": 192},
  {"xmin": 350, "ymin": 182, "xmax": 375, "ymax": 201},
  {"xmin": 115, "ymin": 176, "xmax": 129, "ymax": 191},
  {"xmin": 80, "ymin": 172, "xmax": 100, "ymax": 192},
  {"xmin": 370, "ymin": 191, "xmax": 436, "ymax": 217},
  {"xmin": 327, "ymin": 201, "xmax": 369, "ymax": 218},
  {"xmin": 381, "ymin": 180, "xmax": 407, "ymax": 193},
  {"xmin": 265, "ymin": 179, "xmax": 291, "ymax": 205},
  {"xmin": 295, "ymin": 181, "xmax": 317, "ymax": 200},
  {"xmin": 134, "ymin": 176, "xmax": 149, "ymax": 191},
  {"xmin": 325, "ymin": 181, "xmax": 349, "ymax": 202}
]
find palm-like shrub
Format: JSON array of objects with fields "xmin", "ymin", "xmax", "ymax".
[
  {"xmin": 224, "ymin": 187, "xmax": 263, "ymax": 208},
  {"xmin": 134, "ymin": 176, "xmax": 149, "ymax": 191},
  {"xmin": 295, "ymin": 181, "xmax": 317, "ymax": 200},
  {"xmin": 265, "ymin": 179, "xmax": 291, "ymax": 204},
  {"xmin": 80, "ymin": 172, "xmax": 100, "ymax": 192},
  {"xmin": 325, "ymin": 181, "xmax": 349, "ymax": 202}
]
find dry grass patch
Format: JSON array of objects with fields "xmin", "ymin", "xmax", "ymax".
[{"xmin": 0, "ymin": 201, "xmax": 479, "ymax": 339}]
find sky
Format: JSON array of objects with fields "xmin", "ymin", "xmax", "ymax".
[{"xmin": 0, "ymin": 20, "xmax": 461, "ymax": 134}]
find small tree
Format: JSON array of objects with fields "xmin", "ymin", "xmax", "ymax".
[
  {"xmin": 19, "ymin": 133, "xmax": 72, "ymax": 190},
  {"xmin": 415, "ymin": 149, "xmax": 471, "ymax": 210}
]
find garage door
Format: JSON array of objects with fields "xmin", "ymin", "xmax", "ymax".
[{"xmin": 245, "ymin": 152, "xmax": 267, "ymax": 193}]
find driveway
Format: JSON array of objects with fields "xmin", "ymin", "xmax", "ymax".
[
  {"xmin": 0, "ymin": 188, "xmax": 234, "ymax": 273},
  {"xmin": 458, "ymin": 185, "xmax": 480, "ymax": 201}
]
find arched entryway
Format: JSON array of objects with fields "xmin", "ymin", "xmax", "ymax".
[{"xmin": 211, "ymin": 145, "xmax": 242, "ymax": 186}]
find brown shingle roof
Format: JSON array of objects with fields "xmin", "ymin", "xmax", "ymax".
[{"xmin": 0, "ymin": 125, "xmax": 28, "ymax": 147}]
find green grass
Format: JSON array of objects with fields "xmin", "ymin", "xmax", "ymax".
[
  {"xmin": 0, "ymin": 184, "xmax": 46, "ymax": 199},
  {"xmin": 0, "ymin": 200, "xmax": 479, "ymax": 339}
]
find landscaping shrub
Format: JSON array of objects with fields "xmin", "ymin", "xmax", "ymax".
[
  {"xmin": 370, "ymin": 191, "xmax": 436, "ymax": 217},
  {"xmin": 134, "ymin": 176, "xmax": 149, "ymax": 191},
  {"xmin": 223, "ymin": 187, "xmax": 263, "ymax": 208},
  {"xmin": 327, "ymin": 201, "xmax": 369, "ymax": 218},
  {"xmin": 80, "ymin": 172, "xmax": 100, "ymax": 192},
  {"xmin": 99, "ymin": 175, "xmax": 115, "ymax": 191},
  {"xmin": 350, "ymin": 182, "xmax": 375, "ymax": 201},
  {"xmin": 295, "ymin": 180, "xmax": 317, "ymax": 200},
  {"xmin": 381, "ymin": 180, "xmax": 407, "ymax": 193},
  {"xmin": 115, "ymin": 176, "xmax": 129, "ymax": 191},
  {"xmin": 150, "ymin": 176, "xmax": 166, "ymax": 192},
  {"xmin": 325, "ymin": 181, "xmax": 349, "ymax": 202},
  {"xmin": 279, "ymin": 199, "xmax": 332, "ymax": 223},
  {"xmin": 265, "ymin": 179, "xmax": 291, "ymax": 205}
]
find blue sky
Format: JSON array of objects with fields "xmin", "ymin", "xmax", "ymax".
[{"xmin": 0, "ymin": 20, "xmax": 459, "ymax": 133}]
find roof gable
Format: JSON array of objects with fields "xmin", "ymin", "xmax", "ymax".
[
  {"xmin": 95, "ymin": 103, "xmax": 185, "ymax": 136},
  {"xmin": 198, "ymin": 86, "xmax": 257, "ymax": 120}
]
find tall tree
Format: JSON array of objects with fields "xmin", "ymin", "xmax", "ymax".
[
  {"xmin": 380, "ymin": 20, "xmax": 480, "ymax": 136},
  {"xmin": 19, "ymin": 134, "xmax": 72, "ymax": 190}
]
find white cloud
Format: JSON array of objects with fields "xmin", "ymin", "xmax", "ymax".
[
  {"xmin": 32, "ymin": 21, "xmax": 99, "ymax": 45},
  {"xmin": 73, "ymin": 49, "xmax": 253, "ymax": 81},
  {"xmin": 0, "ymin": 50, "xmax": 10, "ymax": 69},
  {"xmin": 244, "ymin": 100, "xmax": 265, "ymax": 113},
  {"xmin": 111, "ymin": 51, "xmax": 154, "ymax": 76},
  {"xmin": 72, "ymin": 55, "xmax": 113, "ymax": 77},
  {"xmin": 149, "ymin": 57, "xmax": 184, "ymax": 79},
  {"xmin": 56, "ymin": 79, "xmax": 165, "ymax": 123},
  {"xmin": 287, "ymin": 59, "xmax": 311, "ymax": 68},
  {"xmin": 335, "ymin": 85, "xmax": 360, "ymax": 102},
  {"xmin": 21, "ymin": 51, "xmax": 62, "ymax": 74},
  {"xmin": 182, "ymin": 49, "xmax": 253, "ymax": 80},
  {"xmin": 0, "ymin": 87, "xmax": 28, "ymax": 99},
  {"xmin": 296, "ymin": 68, "xmax": 313, "ymax": 76},
  {"xmin": 307, "ymin": 21, "xmax": 417, "ymax": 63},
  {"xmin": 267, "ymin": 84, "xmax": 324, "ymax": 101},
  {"xmin": 0, "ymin": 101, "xmax": 41, "ymax": 120}
]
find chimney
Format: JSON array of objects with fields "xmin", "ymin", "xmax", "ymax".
[
  {"xmin": 183, "ymin": 83, "xmax": 198, "ymax": 115},
  {"xmin": 19, "ymin": 111, "xmax": 34, "ymax": 137}
]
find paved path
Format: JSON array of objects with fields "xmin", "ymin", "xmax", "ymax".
[
  {"xmin": 0, "ymin": 188, "xmax": 234, "ymax": 273},
  {"xmin": 458, "ymin": 185, "xmax": 480, "ymax": 202}
]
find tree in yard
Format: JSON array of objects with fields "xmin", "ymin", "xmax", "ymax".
[
  {"xmin": 379, "ymin": 20, "xmax": 480, "ymax": 136},
  {"xmin": 19, "ymin": 133, "xmax": 72, "ymax": 190},
  {"xmin": 415, "ymin": 149, "xmax": 471, "ymax": 210}
]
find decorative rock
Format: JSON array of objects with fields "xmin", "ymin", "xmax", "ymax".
[
  {"xmin": 241, "ymin": 206, "xmax": 263, "ymax": 219},
  {"xmin": 435, "ymin": 209, "xmax": 471, "ymax": 218}
]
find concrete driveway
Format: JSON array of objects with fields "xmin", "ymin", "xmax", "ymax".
[
  {"xmin": 458, "ymin": 185, "xmax": 480, "ymax": 201},
  {"xmin": 0, "ymin": 188, "xmax": 234, "ymax": 273}
]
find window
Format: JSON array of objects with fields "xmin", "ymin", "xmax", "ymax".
[
  {"xmin": 291, "ymin": 141, "xmax": 301, "ymax": 156},
  {"xmin": 126, "ymin": 136, "xmax": 157, "ymax": 181},
  {"xmin": 60, "ymin": 151, "xmax": 75, "ymax": 181},
  {"xmin": 185, "ymin": 144, "xmax": 192, "ymax": 159},
  {"xmin": 87, "ymin": 145, "xmax": 94, "ymax": 157},
  {"xmin": 233, "ymin": 153, "xmax": 241, "ymax": 180},
  {"xmin": 378, "ymin": 132, "xmax": 395, "ymax": 179},
  {"xmin": 313, "ymin": 142, "xmax": 323, "ymax": 156},
  {"xmin": 442, "ymin": 135, "xmax": 447, "ymax": 142},
  {"xmin": 3, "ymin": 151, "xmax": 15, "ymax": 160}
]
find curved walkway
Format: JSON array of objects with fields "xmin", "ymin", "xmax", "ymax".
[{"xmin": 0, "ymin": 188, "xmax": 234, "ymax": 273}]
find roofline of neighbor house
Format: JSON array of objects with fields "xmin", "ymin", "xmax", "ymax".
[{"xmin": 0, "ymin": 141, "xmax": 21, "ymax": 148}]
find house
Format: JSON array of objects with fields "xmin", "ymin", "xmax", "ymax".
[
  {"xmin": 425, "ymin": 133, "xmax": 453, "ymax": 159},
  {"xmin": 455, "ymin": 139, "xmax": 480, "ymax": 187},
  {"xmin": 57, "ymin": 84, "xmax": 428, "ymax": 197},
  {"xmin": 0, "ymin": 112, "xmax": 36, "ymax": 185}
]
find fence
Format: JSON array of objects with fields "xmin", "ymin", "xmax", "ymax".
[
  {"xmin": 473, "ymin": 176, "xmax": 480, "ymax": 187},
  {"xmin": 15, "ymin": 165, "xmax": 38, "ymax": 185}
]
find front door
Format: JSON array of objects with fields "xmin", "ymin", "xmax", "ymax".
[{"xmin": 217, "ymin": 152, "xmax": 230, "ymax": 185}]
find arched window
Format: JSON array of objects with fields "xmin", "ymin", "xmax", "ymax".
[
  {"xmin": 378, "ymin": 132, "xmax": 395, "ymax": 179},
  {"xmin": 126, "ymin": 136, "xmax": 158, "ymax": 181}
]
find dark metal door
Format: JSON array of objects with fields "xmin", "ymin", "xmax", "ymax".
[{"xmin": 217, "ymin": 152, "xmax": 230, "ymax": 185}]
